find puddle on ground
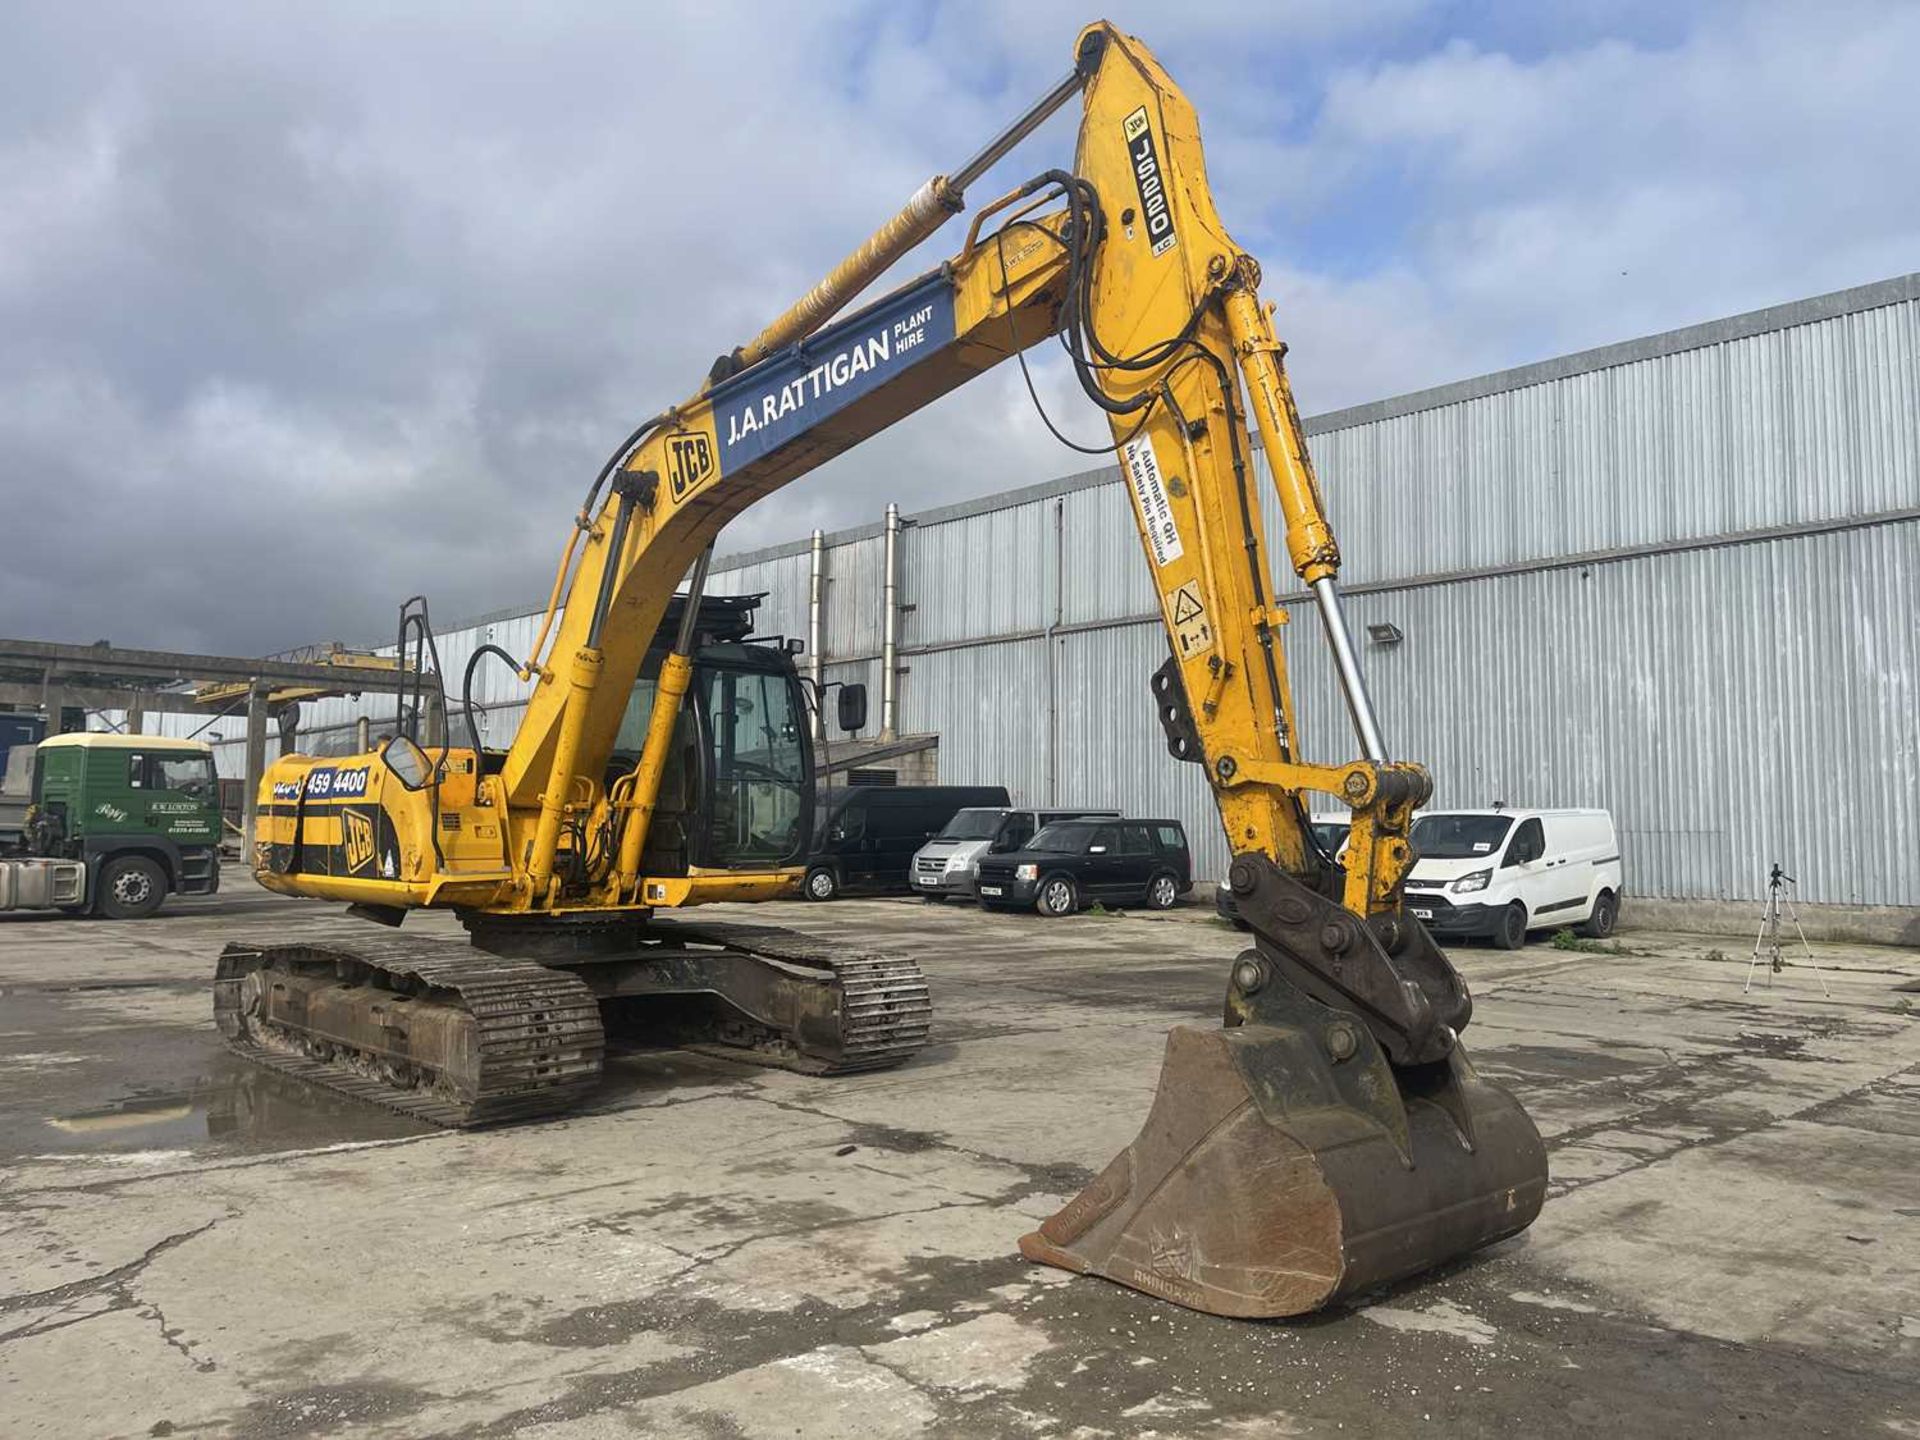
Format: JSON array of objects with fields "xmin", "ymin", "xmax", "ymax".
[{"xmin": 35, "ymin": 1054, "xmax": 429, "ymax": 1156}]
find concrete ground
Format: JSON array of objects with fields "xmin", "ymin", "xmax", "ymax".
[{"xmin": 1, "ymin": 883, "xmax": 1916, "ymax": 1439}]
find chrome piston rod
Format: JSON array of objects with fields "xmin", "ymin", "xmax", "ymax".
[
  {"xmin": 1310, "ymin": 577, "xmax": 1388, "ymax": 764},
  {"xmin": 725, "ymin": 68, "xmax": 1087, "ymax": 375},
  {"xmin": 949, "ymin": 68, "xmax": 1087, "ymax": 193}
]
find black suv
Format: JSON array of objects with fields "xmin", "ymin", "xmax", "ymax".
[{"xmin": 974, "ymin": 818, "xmax": 1192, "ymax": 916}]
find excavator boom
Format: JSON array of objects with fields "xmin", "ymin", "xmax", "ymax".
[{"xmin": 232, "ymin": 19, "xmax": 1546, "ymax": 1312}]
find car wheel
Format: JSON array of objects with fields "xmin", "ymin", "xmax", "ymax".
[
  {"xmin": 1579, "ymin": 889, "xmax": 1619, "ymax": 939},
  {"xmin": 1036, "ymin": 875, "xmax": 1078, "ymax": 917},
  {"xmin": 97, "ymin": 856, "xmax": 166, "ymax": 920},
  {"xmin": 1492, "ymin": 901, "xmax": 1528, "ymax": 950},
  {"xmin": 803, "ymin": 866, "xmax": 838, "ymax": 902},
  {"xmin": 1145, "ymin": 872, "xmax": 1180, "ymax": 911}
]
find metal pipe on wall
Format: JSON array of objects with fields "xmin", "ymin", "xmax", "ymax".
[
  {"xmin": 1046, "ymin": 497, "xmax": 1063, "ymax": 805},
  {"xmin": 882, "ymin": 503, "xmax": 901, "ymax": 739},
  {"xmin": 807, "ymin": 528, "xmax": 825, "ymax": 740}
]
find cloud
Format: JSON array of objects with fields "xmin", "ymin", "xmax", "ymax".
[
  {"xmin": 0, "ymin": 1, "xmax": 1914, "ymax": 655},
  {"xmin": 1280, "ymin": 2, "xmax": 1920, "ymax": 395}
]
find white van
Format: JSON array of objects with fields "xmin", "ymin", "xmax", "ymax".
[{"xmin": 1401, "ymin": 808, "xmax": 1622, "ymax": 950}]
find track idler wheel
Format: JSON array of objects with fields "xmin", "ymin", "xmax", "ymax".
[{"xmin": 1019, "ymin": 971, "xmax": 1546, "ymax": 1318}]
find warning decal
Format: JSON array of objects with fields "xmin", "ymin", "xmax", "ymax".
[
  {"xmin": 1169, "ymin": 580, "xmax": 1213, "ymax": 658},
  {"xmin": 1122, "ymin": 434, "xmax": 1184, "ymax": 567}
]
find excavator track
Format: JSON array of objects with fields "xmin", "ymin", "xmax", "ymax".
[
  {"xmin": 214, "ymin": 937, "xmax": 605, "ymax": 1128},
  {"xmin": 659, "ymin": 921, "xmax": 933, "ymax": 1075},
  {"xmin": 213, "ymin": 922, "xmax": 931, "ymax": 1128}
]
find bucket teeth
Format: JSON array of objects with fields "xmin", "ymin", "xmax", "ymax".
[{"xmin": 1020, "ymin": 1021, "xmax": 1546, "ymax": 1318}]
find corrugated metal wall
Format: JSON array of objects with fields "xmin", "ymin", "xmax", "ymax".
[
  {"xmin": 1307, "ymin": 287, "xmax": 1920, "ymax": 584},
  {"xmin": 124, "ymin": 276, "xmax": 1920, "ymax": 908}
]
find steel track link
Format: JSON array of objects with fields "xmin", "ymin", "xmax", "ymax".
[
  {"xmin": 656, "ymin": 921, "xmax": 932, "ymax": 1074},
  {"xmin": 214, "ymin": 937, "xmax": 604, "ymax": 1128},
  {"xmin": 211, "ymin": 919, "xmax": 931, "ymax": 1126}
]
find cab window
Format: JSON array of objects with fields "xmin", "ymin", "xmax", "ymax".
[
  {"xmin": 997, "ymin": 812, "xmax": 1035, "ymax": 850},
  {"xmin": 1504, "ymin": 818, "xmax": 1545, "ymax": 866},
  {"xmin": 1029, "ymin": 822, "xmax": 1095, "ymax": 853},
  {"xmin": 1088, "ymin": 825, "xmax": 1117, "ymax": 853},
  {"xmin": 828, "ymin": 803, "xmax": 865, "ymax": 843},
  {"xmin": 153, "ymin": 755, "xmax": 215, "ymax": 795}
]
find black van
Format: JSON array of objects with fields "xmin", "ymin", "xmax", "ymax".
[
  {"xmin": 974, "ymin": 818, "xmax": 1192, "ymax": 916},
  {"xmin": 805, "ymin": 786, "xmax": 1011, "ymax": 900}
]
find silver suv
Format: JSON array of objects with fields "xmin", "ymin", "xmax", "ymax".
[{"xmin": 911, "ymin": 806, "xmax": 1119, "ymax": 899}]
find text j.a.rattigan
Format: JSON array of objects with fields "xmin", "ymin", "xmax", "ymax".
[{"xmin": 724, "ymin": 304, "xmax": 935, "ymax": 445}]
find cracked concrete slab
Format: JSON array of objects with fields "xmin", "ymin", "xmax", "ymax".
[{"xmin": 0, "ymin": 883, "xmax": 1916, "ymax": 1437}]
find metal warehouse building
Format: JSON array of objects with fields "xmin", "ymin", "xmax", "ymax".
[{"xmin": 161, "ymin": 272, "xmax": 1920, "ymax": 916}]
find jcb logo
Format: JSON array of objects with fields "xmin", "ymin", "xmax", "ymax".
[
  {"xmin": 342, "ymin": 808, "xmax": 377, "ymax": 874},
  {"xmin": 1122, "ymin": 106, "xmax": 1177, "ymax": 257},
  {"xmin": 667, "ymin": 431, "xmax": 716, "ymax": 501}
]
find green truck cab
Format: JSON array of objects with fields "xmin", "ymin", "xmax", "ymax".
[{"xmin": 8, "ymin": 733, "xmax": 223, "ymax": 918}]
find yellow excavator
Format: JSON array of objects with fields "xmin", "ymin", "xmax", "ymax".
[{"xmin": 222, "ymin": 21, "xmax": 1547, "ymax": 1317}]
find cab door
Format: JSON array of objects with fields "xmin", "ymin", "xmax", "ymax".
[
  {"xmin": 144, "ymin": 752, "xmax": 219, "ymax": 847},
  {"xmin": 1500, "ymin": 818, "xmax": 1556, "ymax": 925},
  {"xmin": 1115, "ymin": 823, "xmax": 1158, "ymax": 901},
  {"xmin": 1082, "ymin": 824, "xmax": 1125, "ymax": 898},
  {"xmin": 840, "ymin": 796, "xmax": 879, "ymax": 888}
]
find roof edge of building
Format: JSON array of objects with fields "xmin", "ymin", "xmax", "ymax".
[{"xmin": 1304, "ymin": 270, "xmax": 1920, "ymax": 435}]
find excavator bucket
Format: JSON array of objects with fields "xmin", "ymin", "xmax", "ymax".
[{"xmin": 1020, "ymin": 966, "xmax": 1546, "ymax": 1318}]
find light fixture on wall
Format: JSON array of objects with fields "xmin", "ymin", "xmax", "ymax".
[{"xmin": 1365, "ymin": 622, "xmax": 1404, "ymax": 647}]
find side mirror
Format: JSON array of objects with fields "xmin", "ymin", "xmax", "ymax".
[
  {"xmin": 1088, "ymin": 844, "xmax": 1107, "ymax": 855},
  {"xmin": 837, "ymin": 684, "xmax": 867, "ymax": 733},
  {"xmin": 381, "ymin": 735, "xmax": 434, "ymax": 791}
]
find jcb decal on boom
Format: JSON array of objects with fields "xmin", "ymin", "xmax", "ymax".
[
  {"xmin": 1122, "ymin": 107, "xmax": 1177, "ymax": 257},
  {"xmin": 667, "ymin": 430, "xmax": 716, "ymax": 502}
]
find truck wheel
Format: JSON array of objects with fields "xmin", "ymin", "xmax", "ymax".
[
  {"xmin": 1492, "ymin": 902, "xmax": 1528, "ymax": 950},
  {"xmin": 1037, "ymin": 875, "xmax": 1078, "ymax": 917},
  {"xmin": 1579, "ymin": 890, "xmax": 1619, "ymax": 939},
  {"xmin": 1145, "ymin": 872, "xmax": 1180, "ymax": 911},
  {"xmin": 98, "ymin": 856, "xmax": 166, "ymax": 920},
  {"xmin": 803, "ymin": 866, "xmax": 838, "ymax": 902}
]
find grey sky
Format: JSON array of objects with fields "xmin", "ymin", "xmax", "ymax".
[{"xmin": 2, "ymin": 1, "xmax": 1916, "ymax": 655}]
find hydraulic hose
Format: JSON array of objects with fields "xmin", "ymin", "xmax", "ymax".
[{"xmin": 462, "ymin": 643, "xmax": 522, "ymax": 756}]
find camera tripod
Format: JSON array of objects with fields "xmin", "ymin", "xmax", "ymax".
[{"xmin": 1744, "ymin": 863, "xmax": 1831, "ymax": 997}]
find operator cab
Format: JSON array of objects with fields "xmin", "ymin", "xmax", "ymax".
[{"xmin": 609, "ymin": 593, "xmax": 820, "ymax": 878}]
